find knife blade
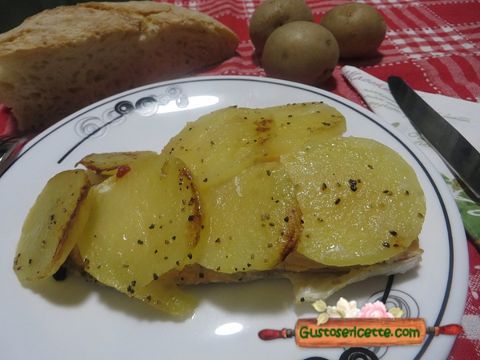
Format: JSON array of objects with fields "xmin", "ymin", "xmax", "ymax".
[{"xmin": 388, "ymin": 76, "xmax": 480, "ymax": 203}]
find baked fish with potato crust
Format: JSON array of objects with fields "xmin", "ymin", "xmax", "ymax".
[{"xmin": 13, "ymin": 102, "xmax": 425, "ymax": 317}]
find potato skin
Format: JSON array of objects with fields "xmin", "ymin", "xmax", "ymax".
[
  {"xmin": 320, "ymin": 3, "xmax": 386, "ymax": 58},
  {"xmin": 261, "ymin": 21, "xmax": 339, "ymax": 85},
  {"xmin": 249, "ymin": 0, "xmax": 313, "ymax": 54}
]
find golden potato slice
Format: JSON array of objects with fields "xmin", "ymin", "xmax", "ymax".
[
  {"xmin": 129, "ymin": 278, "xmax": 198, "ymax": 317},
  {"xmin": 76, "ymin": 155, "xmax": 201, "ymax": 292},
  {"xmin": 195, "ymin": 162, "xmax": 301, "ymax": 273},
  {"xmin": 67, "ymin": 244, "xmax": 197, "ymax": 317},
  {"xmin": 14, "ymin": 170, "xmax": 90, "ymax": 282},
  {"xmin": 281, "ymin": 137, "xmax": 425, "ymax": 267},
  {"xmin": 162, "ymin": 106, "xmax": 263, "ymax": 189},
  {"xmin": 78, "ymin": 151, "xmax": 158, "ymax": 176},
  {"xmin": 162, "ymin": 103, "xmax": 346, "ymax": 190},
  {"xmin": 261, "ymin": 102, "xmax": 346, "ymax": 156}
]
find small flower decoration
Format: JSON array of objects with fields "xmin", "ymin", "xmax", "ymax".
[
  {"xmin": 359, "ymin": 301, "xmax": 394, "ymax": 318},
  {"xmin": 388, "ymin": 306, "xmax": 404, "ymax": 318},
  {"xmin": 313, "ymin": 297, "xmax": 404, "ymax": 325}
]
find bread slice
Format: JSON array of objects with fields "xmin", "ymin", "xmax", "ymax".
[{"xmin": 0, "ymin": 1, "xmax": 239, "ymax": 132}]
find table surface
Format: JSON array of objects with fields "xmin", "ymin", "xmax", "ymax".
[{"xmin": 1, "ymin": 0, "xmax": 479, "ymax": 358}]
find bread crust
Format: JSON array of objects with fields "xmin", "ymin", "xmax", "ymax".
[{"xmin": 0, "ymin": 1, "xmax": 239, "ymax": 132}]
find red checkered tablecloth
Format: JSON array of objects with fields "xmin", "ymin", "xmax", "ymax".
[{"xmin": 1, "ymin": 0, "xmax": 479, "ymax": 358}]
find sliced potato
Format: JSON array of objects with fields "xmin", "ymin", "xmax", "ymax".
[
  {"xmin": 78, "ymin": 151, "xmax": 158, "ymax": 176},
  {"xmin": 127, "ymin": 278, "xmax": 198, "ymax": 317},
  {"xmin": 162, "ymin": 106, "xmax": 263, "ymax": 189},
  {"xmin": 67, "ymin": 245, "xmax": 197, "ymax": 317},
  {"xmin": 76, "ymin": 155, "xmax": 201, "ymax": 292},
  {"xmin": 14, "ymin": 170, "xmax": 90, "ymax": 282},
  {"xmin": 161, "ymin": 103, "xmax": 346, "ymax": 190},
  {"xmin": 195, "ymin": 162, "xmax": 301, "ymax": 273},
  {"xmin": 260, "ymin": 102, "xmax": 346, "ymax": 156},
  {"xmin": 281, "ymin": 137, "xmax": 425, "ymax": 267}
]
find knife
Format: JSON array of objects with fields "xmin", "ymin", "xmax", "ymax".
[{"xmin": 387, "ymin": 76, "xmax": 480, "ymax": 203}]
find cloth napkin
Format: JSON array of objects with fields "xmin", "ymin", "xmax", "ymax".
[{"xmin": 342, "ymin": 65, "xmax": 480, "ymax": 244}]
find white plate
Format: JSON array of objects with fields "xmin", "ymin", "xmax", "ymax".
[{"xmin": 0, "ymin": 76, "xmax": 468, "ymax": 360}]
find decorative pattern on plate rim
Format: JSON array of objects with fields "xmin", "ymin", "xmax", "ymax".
[{"xmin": 65, "ymin": 85, "xmax": 188, "ymax": 162}]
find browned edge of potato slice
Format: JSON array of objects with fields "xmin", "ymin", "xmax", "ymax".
[
  {"xmin": 77, "ymin": 151, "xmax": 158, "ymax": 175},
  {"xmin": 76, "ymin": 155, "xmax": 202, "ymax": 293},
  {"xmin": 14, "ymin": 170, "xmax": 90, "ymax": 282},
  {"xmin": 194, "ymin": 161, "xmax": 302, "ymax": 274}
]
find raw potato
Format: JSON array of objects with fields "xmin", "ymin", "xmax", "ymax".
[
  {"xmin": 76, "ymin": 155, "xmax": 201, "ymax": 292},
  {"xmin": 320, "ymin": 3, "xmax": 387, "ymax": 58},
  {"xmin": 13, "ymin": 170, "xmax": 90, "ymax": 282},
  {"xmin": 195, "ymin": 162, "xmax": 301, "ymax": 273},
  {"xmin": 281, "ymin": 137, "xmax": 425, "ymax": 266},
  {"xmin": 249, "ymin": 0, "xmax": 313, "ymax": 54},
  {"xmin": 262, "ymin": 21, "xmax": 339, "ymax": 85},
  {"xmin": 162, "ymin": 102, "xmax": 346, "ymax": 190}
]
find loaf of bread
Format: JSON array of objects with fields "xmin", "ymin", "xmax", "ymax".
[{"xmin": 0, "ymin": 1, "xmax": 239, "ymax": 132}]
